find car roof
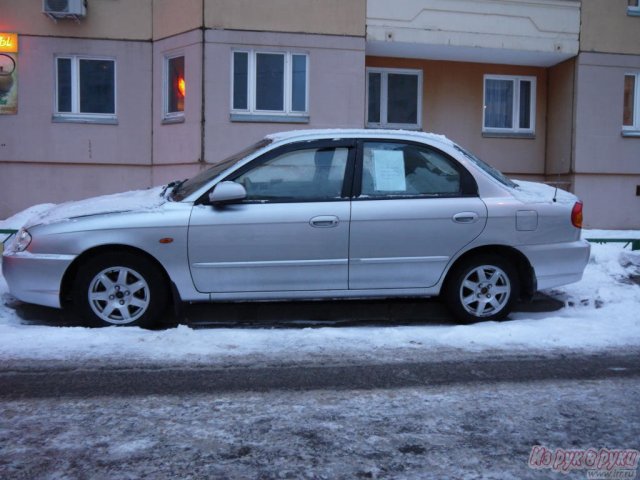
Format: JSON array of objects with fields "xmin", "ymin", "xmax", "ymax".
[{"xmin": 265, "ymin": 128, "xmax": 455, "ymax": 149}]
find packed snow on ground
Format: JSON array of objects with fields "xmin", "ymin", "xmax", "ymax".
[{"xmin": 1, "ymin": 209, "xmax": 639, "ymax": 365}]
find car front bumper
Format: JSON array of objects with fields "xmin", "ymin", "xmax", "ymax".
[{"xmin": 2, "ymin": 252, "xmax": 76, "ymax": 309}]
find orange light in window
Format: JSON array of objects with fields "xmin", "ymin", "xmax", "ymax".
[
  {"xmin": 0, "ymin": 33, "xmax": 18, "ymax": 53},
  {"xmin": 177, "ymin": 77, "xmax": 186, "ymax": 97}
]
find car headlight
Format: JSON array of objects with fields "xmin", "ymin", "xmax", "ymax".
[{"xmin": 5, "ymin": 228, "xmax": 32, "ymax": 254}]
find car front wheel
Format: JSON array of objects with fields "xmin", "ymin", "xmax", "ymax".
[
  {"xmin": 73, "ymin": 252, "xmax": 168, "ymax": 328},
  {"xmin": 444, "ymin": 254, "xmax": 519, "ymax": 324}
]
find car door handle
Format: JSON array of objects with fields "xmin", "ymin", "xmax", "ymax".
[
  {"xmin": 310, "ymin": 216, "xmax": 339, "ymax": 228},
  {"xmin": 452, "ymin": 212, "xmax": 479, "ymax": 224}
]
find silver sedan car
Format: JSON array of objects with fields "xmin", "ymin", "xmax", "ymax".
[{"xmin": 2, "ymin": 129, "xmax": 590, "ymax": 327}]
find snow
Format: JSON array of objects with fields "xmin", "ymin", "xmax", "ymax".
[
  {"xmin": 266, "ymin": 128, "xmax": 453, "ymax": 147},
  {"xmin": 0, "ymin": 187, "xmax": 165, "ymax": 231},
  {"xmin": 511, "ymin": 179, "xmax": 576, "ymax": 205},
  {"xmin": 1, "ymin": 231, "xmax": 639, "ymax": 367}
]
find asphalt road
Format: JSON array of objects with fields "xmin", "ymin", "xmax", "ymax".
[
  {"xmin": 2, "ymin": 351, "xmax": 639, "ymax": 399},
  {"xmin": 2, "ymin": 352, "xmax": 639, "ymax": 480}
]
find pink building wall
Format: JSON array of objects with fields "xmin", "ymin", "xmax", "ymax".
[
  {"xmin": 203, "ymin": 30, "xmax": 366, "ymax": 163},
  {"xmin": 0, "ymin": 36, "xmax": 153, "ymax": 215}
]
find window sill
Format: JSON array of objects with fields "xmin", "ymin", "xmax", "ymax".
[
  {"xmin": 627, "ymin": 7, "xmax": 640, "ymax": 16},
  {"xmin": 162, "ymin": 115, "xmax": 185, "ymax": 125},
  {"xmin": 482, "ymin": 131, "xmax": 535, "ymax": 139},
  {"xmin": 230, "ymin": 113, "xmax": 309, "ymax": 124},
  {"xmin": 52, "ymin": 115, "xmax": 118, "ymax": 125},
  {"xmin": 621, "ymin": 130, "xmax": 640, "ymax": 138}
]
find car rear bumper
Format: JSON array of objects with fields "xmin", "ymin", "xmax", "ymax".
[
  {"xmin": 2, "ymin": 252, "xmax": 76, "ymax": 309},
  {"xmin": 519, "ymin": 239, "xmax": 591, "ymax": 291}
]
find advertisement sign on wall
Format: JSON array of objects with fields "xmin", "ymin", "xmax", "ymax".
[{"xmin": 0, "ymin": 33, "xmax": 18, "ymax": 115}]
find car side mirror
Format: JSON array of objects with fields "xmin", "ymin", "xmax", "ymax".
[{"xmin": 208, "ymin": 181, "xmax": 247, "ymax": 205}]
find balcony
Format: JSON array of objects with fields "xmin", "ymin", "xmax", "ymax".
[{"xmin": 366, "ymin": 0, "xmax": 580, "ymax": 66}]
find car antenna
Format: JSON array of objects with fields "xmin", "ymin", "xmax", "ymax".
[{"xmin": 552, "ymin": 175, "xmax": 559, "ymax": 203}]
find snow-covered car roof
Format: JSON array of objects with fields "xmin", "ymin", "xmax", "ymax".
[{"xmin": 265, "ymin": 129, "xmax": 454, "ymax": 148}]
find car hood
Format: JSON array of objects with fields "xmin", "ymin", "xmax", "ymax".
[
  {"xmin": 510, "ymin": 180, "xmax": 577, "ymax": 205},
  {"xmin": 23, "ymin": 186, "xmax": 166, "ymax": 228}
]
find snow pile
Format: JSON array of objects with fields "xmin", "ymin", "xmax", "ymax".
[{"xmin": 0, "ymin": 233, "xmax": 639, "ymax": 366}]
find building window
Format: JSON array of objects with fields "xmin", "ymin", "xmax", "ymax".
[
  {"xmin": 55, "ymin": 56, "xmax": 116, "ymax": 121},
  {"xmin": 232, "ymin": 50, "xmax": 308, "ymax": 120},
  {"xmin": 629, "ymin": 0, "xmax": 640, "ymax": 15},
  {"xmin": 164, "ymin": 54, "xmax": 185, "ymax": 120},
  {"xmin": 366, "ymin": 68, "xmax": 422, "ymax": 129},
  {"xmin": 624, "ymin": 73, "xmax": 639, "ymax": 132},
  {"xmin": 483, "ymin": 75, "xmax": 536, "ymax": 135}
]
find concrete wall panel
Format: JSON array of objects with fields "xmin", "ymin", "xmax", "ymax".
[
  {"xmin": 546, "ymin": 58, "xmax": 575, "ymax": 175},
  {"xmin": 367, "ymin": 0, "xmax": 580, "ymax": 64},
  {"xmin": 581, "ymin": 0, "xmax": 640, "ymax": 55},
  {"xmin": 0, "ymin": 36, "xmax": 152, "ymax": 166},
  {"xmin": 205, "ymin": 0, "xmax": 365, "ymax": 37},
  {"xmin": 0, "ymin": 0, "xmax": 152, "ymax": 40},
  {"xmin": 152, "ymin": 0, "xmax": 203, "ymax": 41},
  {"xmin": 0, "ymin": 163, "xmax": 152, "ymax": 218},
  {"xmin": 574, "ymin": 53, "xmax": 640, "ymax": 175},
  {"xmin": 574, "ymin": 174, "xmax": 640, "ymax": 229},
  {"xmin": 152, "ymin": 30, "xmax": 203, "ymax": 166},
  {"xmin": 367, "ymin": 57, "xmax": 547, "ymax": 176},
  {"xmin": 203, "ymin": 30, "xmax": 365, "ymax": 163}
]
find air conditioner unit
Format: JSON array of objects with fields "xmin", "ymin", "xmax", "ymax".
[{"xmin": 43, "ymin": 0, "xmax": 87, "ymax": 20}]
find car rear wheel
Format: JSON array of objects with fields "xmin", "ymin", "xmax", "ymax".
[
  {"xmin": 73, "ymin": 252, "xmax": 168, "ymax": 328},
  {"xmin": 444, "ymin": 254, "xmax": 519, "ymax": 324}
]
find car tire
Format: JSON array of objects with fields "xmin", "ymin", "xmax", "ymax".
[
  {"xmin": 72, "ymin": 252, "xmax": 168, "ymax": 328},
  {"xmin": 444, "ymin": 254, "xmax": 519, "ymax": 324}
]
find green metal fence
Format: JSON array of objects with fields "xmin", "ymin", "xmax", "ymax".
[
  {"xmin": 0, "ymin": 229, "xmax": 17, "ymax": 253},
  {"xmin": 584, "ymin": 238, "xmax": 640, "ymax": 251}
]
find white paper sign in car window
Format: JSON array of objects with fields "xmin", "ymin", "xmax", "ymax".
[{"xmin": 372, "ymin": 150, "xmax": 406, "ymax": 192}]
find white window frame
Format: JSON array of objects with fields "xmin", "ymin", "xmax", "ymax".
[
  {"xmin": 482, "ymin": 74, "xmax": 536, "ymax": 135},
  {"xmin": 366, "ymin": 67, "xmax": 423, "ymax": 130},
  {"xmin": 54, "ymin": 55, "xmax": 117, "ymax": 122},
  {"xmin": 231, "ymin": 50, "xmax": 309, "ymax": 118},
  {"xmin": 163, "ymin": 52, "xmax": 185, "ymax": 121},
  {"xmin": 623, "ymin": 73, "xmax": 640, "ymax": 132}
]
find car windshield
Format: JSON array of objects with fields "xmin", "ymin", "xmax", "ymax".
[
  {"xmin": 453, "ymin": 144, "xmax": 518, "ymax": 188},
  {"xmin": 171, "ymin": 139, "xmax": 272, "ymax": 201}
]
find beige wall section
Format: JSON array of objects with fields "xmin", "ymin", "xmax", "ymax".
[
  {"xmin": 205, "ymin": 0, "xmax": 366, "ymax": 37},
  {"xmin": 574, "ymin": 175, "xmax": 640, "ymax": 229},
  {"xmin": 0, "ymin": 163, "xmax": 152, "ymax": 218},
  {"xmin": 0, "ymin": 0, "xmax": 152, "ymax": 40},
  {"xmin": 366, "ymin": 57, "xmax": 547, "ymax": 176},
  {"xmin": 0, "ymin": 36, "xmax": 152, "ymax": 166},
  {"xmin": 573, "ymin": 53, "xmax": 640, "ymax": 175},
  {"xmin": 204, "ymin": 30, "xmax": 365, "ymax": 162},
  {"xmin": 152, "ymin": 30, "xmax": 203, "ymax": 168},
  {"xmin": 581, "ymin": 0, "xmax": 640, "ymax": 55},
  {"xmin": 152, "ymin": 0, "xmax": 203, "ymax": 41},
  {"xmin": 545, "ymin": 58, "xmax": 575, "ymax": 176}
]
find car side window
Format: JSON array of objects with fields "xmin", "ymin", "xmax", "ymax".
[
  {"xmin": 233, "ymin": 147, "xmax": 349, "ymax": 202},
  {"xmin": 361, "ymin": 142, "xmax": 462, "ymax": 198}
]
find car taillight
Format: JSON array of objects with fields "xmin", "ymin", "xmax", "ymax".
[{"xmin": 571, "ymin": 201, "xmax": 583, "ymax": 228}]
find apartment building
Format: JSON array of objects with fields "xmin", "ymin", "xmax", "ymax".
[{"xmin": 0, "ymin": 0, "xmax": 638, "ymax": 228}]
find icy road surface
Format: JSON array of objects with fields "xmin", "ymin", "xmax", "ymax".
[{"xmin": 2, "ymin": 377, "xmax": 639, "ymax": 479}]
